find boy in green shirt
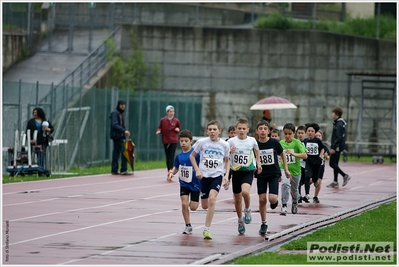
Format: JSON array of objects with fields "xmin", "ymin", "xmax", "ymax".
[{"xmin": 279, "ymin": 123, "xmax": 308, "ymax": 215}]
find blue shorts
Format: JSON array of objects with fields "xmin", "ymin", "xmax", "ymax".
[{"xmin": 200, "ymin": 176, "xmax": 222, "ymax": 199}]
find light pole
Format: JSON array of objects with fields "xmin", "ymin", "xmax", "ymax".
[{"xmin": 88, "ymin": 2, "xmax": 96, "ymax": 53}]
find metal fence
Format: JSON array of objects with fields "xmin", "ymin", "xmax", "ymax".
[{"xmin": 2, "ymin": 85, "xmax": 203, "ymax": 174}]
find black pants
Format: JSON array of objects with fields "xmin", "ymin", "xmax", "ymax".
[
  {"xmin": 112, "ymin": 139, "xmax": 127, "ymax": 173},
  {"xmin": 329, "ymin": 150, "xmax": 346, "ymax": 182},
  {"xmin": 164, "ymin": 143, "xmax": 177, "ymax": 171}
]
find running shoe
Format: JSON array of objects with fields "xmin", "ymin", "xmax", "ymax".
[
  {"xmin": 313, "ymin": 196, "xmax": 320, "ymax": 203},
  {"xmin": 291, "ymin": 203, "xmax": 298, "ymax": 214},
  {"xmin": 302, "ymin": 195, "xmax": 310, "ymax": 203},
  {"xmin": 203, "ymin": 229, "xmax": 212, "ymax": 239},
  {"xmin": 238, "ymin": 221, "xmax": 246, "ymax": 234},
  {"xmin": 326, "ymin": 181, "xmax": 339, "ymax": 188},
  {"xmin": 280, "ymin": 206, "xmax": 287, "ymax": 216},
  {"xmin": 342, "ymin": 175, "xmax": 351, "ymax": 186},
  {"xmin": 270, "ymin": 200, "xmax": 278, "ymax": 210},
  {"xmin": 183, "ymin": 225, "xmax": 193, "ymax": 234},
  {"xmin": 244, "ymin": 209, "xmax": 252, "ymax": 224},
  {"xmin": 298, "ymin": 195, "xmax": 303, "ymax": 203},
  {"xmin": 259, "ymin": 223, "xmax": 268, "ymax": 235}
]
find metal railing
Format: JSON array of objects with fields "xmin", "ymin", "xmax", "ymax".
[{"xmin": 39, "ymin": 27, "xmax": 120, "ymax": 119}]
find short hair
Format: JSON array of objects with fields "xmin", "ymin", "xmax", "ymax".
[
  {"xmin": 228, "ymin": 126, "xmax": 235, "ymax": 132},
  {"xmin": 179, "ymin": 129, "xmax": 193, "ymax": 140},
  {"xmin": 207, "ymin": 120, "xmax": 221, "ymax": 130},
  {"xmin": 305, "ymin": 122, "xmax": 320, "ymax": 132},
  {"xmin": 271, "ymin": 129, "xmax": 280, "ymax": 135},
  {"xmin": 256, "ymin": 120, "xmax": 270, "ymax": 129},
  {"xmin": 283, "ymin": 123, "xmax": 296, "ymax": 132},
  {"xmin": 332, "ymin": 106, "xmax": 343, "ymax": 117},
  {"xmin": 296, "ymin": 125, "xmax": 306, "ymax": 132},
  {"xmin": 235, "ymin": 118, "xmax": 249, "ymax": 127},
  {"xmin": 317, "ymin": 130, "xmax": 323, "ymax": 135}
]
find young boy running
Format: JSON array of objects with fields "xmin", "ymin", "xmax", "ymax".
[
  {"xmin": 255, "ymin": 120, "xmax": 289, "ymax": 235},
  {"xmin": 279, "ymin": 123, "xmax": 308, "ymax": 215},
  {"xmin": 227, "ymin": 118, "xmax": 262, "ymax": 234},
  {"xmin": 167, "ymin": 130, "xmax": 201, "ymax": 234},
  {"xmin": 313, "ymin": 130, "xmax": 330, "ymax": 203},
  {"xmin": 296, "ymin": 125, "xmax": 310, "ymax": 203},
  {"xmin": 190, "ymin": 120, "xmax": 230, "ymax": 240},
  {"xmin": 304, "ymin": 123, "xmax": 325, "ymax": 190}
]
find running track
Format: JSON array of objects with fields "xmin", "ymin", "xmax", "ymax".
[{"xmin": 2, "ymin": 162, "xmax": 396, "ymax": 265}]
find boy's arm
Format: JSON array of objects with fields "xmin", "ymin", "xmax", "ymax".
[
  {"xmin": 254, "ymin": 148, "xmax": 262, "ymax": 174},
  {"xmin": 280, "ymin": 151, "xmax": 291, "ymax": 178},
  {"xmin": 222, "ymin": 156, "xmax": 230, "ymax": 187},
  {"xmin": 190, "ymin": 151, "xmax": 202, "ymax": 179},
  {"xmin": 167, "ymin": 167, "xmax": 179, "ymax": 181}
]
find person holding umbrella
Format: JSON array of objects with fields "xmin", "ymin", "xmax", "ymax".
[{"xmin": 110, "ymin": 99, "xmax": 132, "ymax": 175}]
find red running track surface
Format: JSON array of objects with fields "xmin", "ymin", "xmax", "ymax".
[{"xmin": 2, "ymin": 162, "xmax": 396, "ymax": 265}]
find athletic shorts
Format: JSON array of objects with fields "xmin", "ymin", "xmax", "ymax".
[
  {"xmin": 180, "ymin": 186, "xmax": 200, "ymax": 202},
  {"xmin": 232, "ymin": 170, "xmax": 254, "ymax": 194},
  {"xmin": 256, "ymin": 175, "xmax": 279, "ymax": 195},
  {"xmin": 300, "ymin": 167, "xmax": 306, "ymax": 185},
  {"xmin": 200, "ymin": 176, "xmax": 222, "ymax": 199},
  {"xmin": 318, "ymin": 164, "xmax": 325, "ymax": 179},
  {"xmin": 306, "ymin": 163, "xmax": 321, "ymax": 184}
]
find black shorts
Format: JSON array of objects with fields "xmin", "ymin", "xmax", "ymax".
[
  {"xmin": 256, "ymin": 175, "xmax": 279, "ymax": 195},
  {"xmin": 318, "ymin": 164, "xmax": 325, "ymax": 179},
  {"xmin": 306, "ymin": 163, "xmax": 321, "ymax": 184},
  {"xmin": 180, "ymin": 186, "xmax": 200, "ymax": 202},
  {"xmin": 232, "ymin": 170, "xmax": 254, "ymax": 194},
  {"xmin": 200, "ymin": 176, "xmax": 222, "ymax": 199}
]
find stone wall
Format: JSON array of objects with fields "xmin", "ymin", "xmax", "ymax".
[
  {"xmin": 2, "ymin": 33, "xmax": 27, "ymax": 72},
  {"xmin": 121, "ymin": 24, "xmax": 396, "ymax": 150}
]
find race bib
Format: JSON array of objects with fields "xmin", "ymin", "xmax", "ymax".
[
  {"xmin": 179, "ymin": 165, "xmax": 193, "ymax": 183},
  {"xmin": 202, "ymin": 154, "xmax": 222, "ymax": 169},
  {"xmin": 306, "ymin": 143, "xmax": 319, "ymax": 155},
  {"xmin": 259, "ymin": 149, "xmax": 275, "ymax": 165},
  {"xmin": 284, "ymin": 149, "xmax": 296, "ymax": 164},
  {"xmin": 232, "ymin": 150, "xmax": 251, "ymax": 167}
]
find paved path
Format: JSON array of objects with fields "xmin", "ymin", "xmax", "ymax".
[{"xmin": 2, "ymin": 162, "xmax": 396, "ymax": 265}]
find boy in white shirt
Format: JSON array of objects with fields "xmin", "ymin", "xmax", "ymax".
[
  {"xmin": 190, "ymin": 120, "xmax": 230, "ymax": 239},
  {"xmin": 227, "ymin": 118, "xmax": 262, "ymax": 234}
]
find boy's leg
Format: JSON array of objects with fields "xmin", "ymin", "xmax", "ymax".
[
  {"xmin": 257, "ymin": 178, "xmax": 267, "ymax": 222},
  {"xmin": 241, "ymin": 172, "xmax": 254, "ymax": 224},
  {"xmin": 180, "ymin": 193, "xmax": 190, "ymax": 225},
  {"xmin": 204, "ymin": 189, "xmax": 218, "ymax": 228},
  {"xmin": 280, "ymin": 171, "xmax": 290, "ymax": 215},
  {"xmin": 290, "ymin": 174, "xmax": 300, "ymax": 214},
  {"xmin": 111, "ymin": 139, "xmax": 122, "ymax": 173}
]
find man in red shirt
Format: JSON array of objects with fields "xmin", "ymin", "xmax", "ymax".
[{"xmin": 156, "ymin": 105, "xmax": 181, "ymax": 172}]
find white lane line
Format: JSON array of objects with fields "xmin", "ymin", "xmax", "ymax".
[
  {"xmin": 7, "ymin": 209, "xmax": 175, "ymax": 247},
  {"xmin": 6, "ymin": 193, "xmax": 176, "ymax": 222},
  {"xmin": 3, "ymin": 182, "xmax": 175, "ymax": 207},
  {"xmin": 2, "ymin": 173, "xmax": 164, "ymax": 195}
]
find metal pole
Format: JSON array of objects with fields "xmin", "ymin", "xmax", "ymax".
[
  {"xmin": 89, "ymin": 5, "xmax": 94, "ymax": 53},
  {"xmin": 18, "ymin": 80, "xmax": 22, "ymax": 132},
  {"xmin": 195, "ymin": 3, "xmax": 199, "ymax": 25},
  {"xmin": 251, "ymin": 3, "xmax": 255, "ymax": 25},
  {"xmin": 36, "ymin": 81, "xmax": 39, "ymax": 106},
  {"xmin": 109, "ymin": 3, "xmax": 115, "ymax": 31},
  {"xmin": 68, "ymin": 3, "xmax": 75, "ymax": 53},
  {"xmin": 376, "ymin": 3, "xmax": 381, "ymax": 39},
  {"xmin": 312, "ymin": 3, "xmax": 317, "ymax": 29},
  {"xmin": 48, "ymin": 3, "xmax": 53, "ymax": 52}
]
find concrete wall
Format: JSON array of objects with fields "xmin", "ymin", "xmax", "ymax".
[
  {"xmin": 121, "ymin": 24, "xmax": 396, "ymax": 150},
  {"xmin": 2, "ymin": 33, "xmax": 27, "ymax": 72}
]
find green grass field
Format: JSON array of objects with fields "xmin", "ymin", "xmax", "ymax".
[{"xmin": 231, "ymin": 201, "xmax": 397, "ymax": 264}]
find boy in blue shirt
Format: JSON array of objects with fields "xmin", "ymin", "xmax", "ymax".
[{"xmin": 168, "ymin": 129, "xmax": 200, "ymax": 235}]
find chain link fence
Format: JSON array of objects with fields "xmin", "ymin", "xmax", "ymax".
[{"xmin": 2, "ymin": 84, "xmax": 203, "ymax": 174}]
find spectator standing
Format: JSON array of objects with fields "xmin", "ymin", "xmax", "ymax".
[{"xmin": 110, "ymin": 99, "xmax": 132, "ymax": 175}]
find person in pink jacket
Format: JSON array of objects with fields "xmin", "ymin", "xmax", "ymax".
[{"xmin": 156, "ymin": 105, "xmax": 181, "ymax": 172}]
